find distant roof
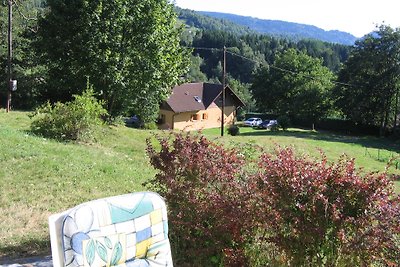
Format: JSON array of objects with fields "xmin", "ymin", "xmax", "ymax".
[{"xmin": 162, "ymin": 83, "xmax": 245, "ymax": 113}]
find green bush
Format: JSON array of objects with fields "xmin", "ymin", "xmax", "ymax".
[
  {"xmin": 277, "ymin": 115, "xmax": 291, "ymax": 130},
  {"xmin": 143, "ymin": 121, "xmax": 158, "ymax": 130},
  {"xmin": 105, "ymin": 115, "xmax": 125, "ymax": 127},
  {"xmin": 30, "ymin": 88, "xmax": 107, "ymax": 141},
  {"xmin": 227, "ymin": 124, "xmax": 240, "ymax": 136}
]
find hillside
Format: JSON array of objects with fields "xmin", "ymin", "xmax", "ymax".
[
  {"xmin": 198, "ymin": 11, "xmax": 358, "ymax": 45},
  {"xmin": 176, "ymin": 8, "xmax": 255, "ymax": 36}
]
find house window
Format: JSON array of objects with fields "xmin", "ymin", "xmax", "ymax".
[
  {"xmin": 191, "ymin": 114, "xmax": 200, "ymax": 121},
  {"xmin": 157, "ymin": 114, "xmax": 166, "ymax": 124},
  {"xmin": 202, "ymin": 113, "xmax": 208, "ymax": 120},
  {"xmin": 194, "ymin": 96, "xmax": 202, "ymax": 103}
]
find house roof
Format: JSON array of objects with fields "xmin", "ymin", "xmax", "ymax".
[{"xmin": 162, "ymin": 82, "xmax": 245, "ymax": 113}]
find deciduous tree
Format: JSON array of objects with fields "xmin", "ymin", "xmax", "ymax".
[
  {"xmin": 334, "ymin": 25, "xmax": 400, "ymax": 136},
  {"xmin": 0, "ymin": 0, "xmax": 46, "ymax": 109},
  {"xmin": 36, "ymin": 0, "xmax": 189, "ymax": 122},
  {"xmin": 251, "ymin": 48, "xmax": 334, "ymax": 124}
]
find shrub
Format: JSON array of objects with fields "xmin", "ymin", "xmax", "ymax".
[
  {"xmin": 146, "ymin": 133, "xmax": 400, "ymax": 266},
  {"xmin": 146, "ymin": 132, "xmax": 252, "ymax": 266},
  {"xmin": 250, "ymin": 147, "xmax": 400, "ymax": 266},
  {"xmin": 105, "ymin": 115, "xmax": 125, "ymax": 127},
  {"xmin": 227, "ymin": 124, "xmax": 240, "ymax": 136},
  {"xmin": 277, "ymin": 115, "xmax": 291, "ymax": 130},
  {"xmin": 30, "ymin": 88, "xmax": 107, "ymax": 141},
  {"xmin": 143, "ymin": 121, "xmax": 158, "ymax": 130}
]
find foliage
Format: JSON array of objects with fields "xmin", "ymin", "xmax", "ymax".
[
  {"xmin": 334, "ymin": 25, "xmax": 400, "ymax": 136},
  {"xmin": 227, "ymin": 124, "xmax": 240, "ymax": 136},
  {"xmin": 277, "ymin": 115, "xmax": 291, "ymax": 130},
  {"xmin": 180, "ymin": 8, "xmax": 352, "ymax": 79},
  {"xmin": 251, "ymin": 147, "xmax": 400, "ymax": 266},
  {"xmin": 146, "ymin": 132, "xmax": 400, "ymax": 266},
  {"xmin": 251, "ymin": 48, "xmax": 335, "ymax": 122},
  {"xmin": 176, "ymin": 7, "xmax": 253, "ymax": 36},
  {"xmin": 227, "ymin": 76, "xmax": 256, "ymax": 112},
  {"xmin": 199, "ymin": 11, "xmax": 357, "ymax": 46},
  {"xmin": 0, "ymin": 0, "xmax": 47, "ymax": 109},
  {"xmin": 30, "ymin": 88, "xmax": 107, "ymax": 141},
  {"xmin": 35, "ymin": 0, "xmax": 189, "ymax": 122},
  {"xmin": 296, "ymin": 39, "xmax": 350, "ymax": 72},
  {"xmin": 146, "ymin": 132, "xmax": 252, "ymax": 266},
  {"xmin": 185, "ymin": 54, "xmax": 208, "ymax": 82},
  {"xmin": 190, "ymin": 28, "xmax": 350, "ymax": 85},
  {"xmin": 143, "ymin": 121, "xmax": 158, "ymax": 130}
]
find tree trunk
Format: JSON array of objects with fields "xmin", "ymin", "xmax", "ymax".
[
  {"xmin": 393, "ymin": 87, "xmax": 399, "ymax": 132},
  {"xmin": 380, "ymin": 97, "xmax": 391, "ymax": 137}
]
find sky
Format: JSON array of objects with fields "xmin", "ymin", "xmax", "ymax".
[{"xmin": 173, "ymin": 0, "xmax": 400, "ymax": 37}]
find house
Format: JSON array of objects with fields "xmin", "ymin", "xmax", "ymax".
[{"xmin": 159, "ymin": 82, "xmax": 245, "ymax": 131}]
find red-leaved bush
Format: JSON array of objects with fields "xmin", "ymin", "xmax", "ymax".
[
  {"xmin": 146, "ymin": 132, "xmax": 253, "ymax": 266},
  {"xmin": 146, "ymin": 132, "xmax": 400, "ymax": 266},
  {"xmin": 251, "ymin": 147, "xmax": 400, "ymax": 266}
]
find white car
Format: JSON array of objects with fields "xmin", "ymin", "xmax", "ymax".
[{"xmin": 243, "ymin": 117, "xmax": 263, "ymax": 127}]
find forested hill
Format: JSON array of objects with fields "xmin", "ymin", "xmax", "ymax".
[
  {"xmin": 197, "ymin": 11, "xmax": 358, "ymax": 45},
  {"xmin": 176, "ymin": 8, "xmax": 255, "ymax": 36}
]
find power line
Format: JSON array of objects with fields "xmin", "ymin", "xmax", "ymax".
[
  {"xmin": 186, "ymin": 46, "xmax": 222, "ymax": 52},
  {"xmin": 186, "ymin": 46, "xmax": 355, "ymax": 88},
  {"xmin": 226, "ymin": 49, "xmax": 355, "ymax": 87}
]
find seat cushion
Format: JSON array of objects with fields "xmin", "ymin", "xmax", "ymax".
[{"xmin": 61, "ymin": 192, "xmax": 173, "ymax": 267}]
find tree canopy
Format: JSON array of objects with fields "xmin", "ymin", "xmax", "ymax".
[
  {"xmin": 251, "ymin": 48, "xmax": 335, "ymax": 122},
  {"xmin": 35, "ymin": 0, "xmax": 189, "ymax": 122},
  {"xmin": 334, "ymin": 25, "xmax": 400, "ymax": 135},
  {"xmin": 0, "ymin": 0, "xmax": 46, "ymax": 109}
]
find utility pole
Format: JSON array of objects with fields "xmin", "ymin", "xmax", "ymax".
[
  {"xmin": 7, "ymin": 0, "xmax": 13, "ymax": 112},
  {"xmin": 220, "ymin": 46, "xmax": 226, "ymax": 137}
]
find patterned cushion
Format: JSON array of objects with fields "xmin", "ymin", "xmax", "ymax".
[{"xmin": 61, "ymin": 192, "xmax": 173, "ymax": 267}]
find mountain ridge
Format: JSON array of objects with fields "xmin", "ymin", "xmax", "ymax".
[{"xmin": 198, "ymin": 11, "xmax": 358, "ymax": 45}]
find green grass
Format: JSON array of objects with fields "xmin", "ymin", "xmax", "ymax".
[
  {"xmin": 206, "ymin": 126, "xmax": 400, "ymax": 175},
  {"xmin": 0, "ymin": 110, "xmax": 155, "ymax": 258},
  {"xmin": 1, "ymin": 110, "xmax": 399, "ymax": 259}
]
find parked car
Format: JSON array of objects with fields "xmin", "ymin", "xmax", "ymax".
[
  {"xmin": 243, "ymin": 117, "xmax": 263, "ymax": 127},
  {"xmin": 124, "ymin": 115, "xmax": 143, "ymax": 128},
  {"xmin": 258, "ymin": 119, "xmax": 278, "ymax": 129}
]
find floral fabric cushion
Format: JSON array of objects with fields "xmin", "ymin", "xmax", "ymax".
[{"xmin": 62, "ymin": 192, "xmax": 172, "ymax": 267}]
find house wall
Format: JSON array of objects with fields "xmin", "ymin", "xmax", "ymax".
[
  {"xmin": 159, "ymin": 106, "xmax": 236, "ymax": 131},
  {"xmin": 158, "ymin": 110, "xmax": 175, "ymax": 130}
]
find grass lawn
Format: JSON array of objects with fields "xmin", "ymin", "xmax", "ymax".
[
  {"xmin": 204, "ymin": 126, "xmax": 400, "ymax": 174},
  {"xmin": 0, "ymin": 111, "xmax": 155, "ymax": 259},
  {"xmin": 1, "ymin": 110, "xmax": 399, "ymax": 259}
]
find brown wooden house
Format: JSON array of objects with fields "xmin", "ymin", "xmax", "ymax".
[{"xmin": 159, "ymin": 83, "xmax": 245, "ymax": 131}]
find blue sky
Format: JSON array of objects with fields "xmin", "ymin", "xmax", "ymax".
[{"xmin": 173, "ymin": 0, "xmax": 400, "ymax": 37}]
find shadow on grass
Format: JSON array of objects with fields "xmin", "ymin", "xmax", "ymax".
[
  {"xmin": 239, "ymin": 128, "xmax": 400, "ymax": 153},
  {"xmin": 0, "ymin": 239, "xmax": 50, "ymax": 261}
]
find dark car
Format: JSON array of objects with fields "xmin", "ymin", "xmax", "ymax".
[
  {"xmin": 258, "ymin": 120, "xmax": 278, "ymax": 129},
  {"xmin": 125, "ymin": 115, "xmax": 143, "ymax": 128}
]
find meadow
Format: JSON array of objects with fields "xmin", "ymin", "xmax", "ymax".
[{"xmin": 1, "ymin": 111, "xmax": 399, "ymax": 259}]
